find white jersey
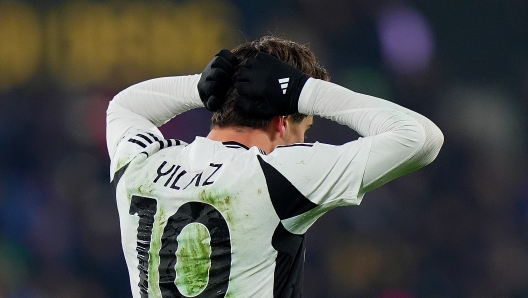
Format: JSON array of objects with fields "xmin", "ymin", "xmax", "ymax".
[{"xmin": 107, "ymin": 75, "xmax": 443, "ymax": 298}]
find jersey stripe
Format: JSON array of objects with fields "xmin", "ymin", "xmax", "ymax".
[
  {"xmin": 257, "ymin": 155, "xmax": 316, "ymax": 296},
  {"xmin": 111, "ymin": 162, "xmax": 131, "ymax": 190},
  {"xmin": 257, "ymin": 156, "xmax": 317, "ymax": 220},
  {"xmin": 272, "ymin": 223, "xmax": 305, "ymax": 298},
  {"xmin": 136, "ymin": 133, "xmax": 154, "ymax": 144},
  {"xmin": 146, "ymin": 132, "xmax": 160, "ymax": 142},
  {"xmin": 157, "ymin": 139, "xmax": 182, "ymax": 149},
  {"xmin": 128, "ymin": 138, "xmax": 147, "ymax": 148}
]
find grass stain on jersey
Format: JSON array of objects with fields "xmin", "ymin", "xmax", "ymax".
[
  {"xmin": 116, "ymin": 158, "xmax": 129, "ymax": 172},
  {"xmin": 199, "ymin": 190, "xmax": 234, "ymax": 223},
  {"xmin": 148, "ymin": 205, "xmax": 166, "ymax": 297},
  {"xmin": 137, "ymin": 183, "xmax": 155, "ymax": 196},
  {"xmin": 175, "ymin": 223, "xmax": 212, "ymax": 296},
  {"xmin": 225, "ymin": 282, "xmax": 240, "ymax": 298}
]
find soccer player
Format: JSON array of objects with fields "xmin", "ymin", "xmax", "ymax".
[{"xmin": 107, "ymin": 36, "xmax": 443, "ymax": 297}]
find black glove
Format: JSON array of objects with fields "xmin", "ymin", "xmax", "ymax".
[
  {"xmin": 198, "ymin": 49, "xmax": 238, "ymax": 112},
  {"xmin": 235, "ymin": 52, "xmax": 309, "ymax": 117}
]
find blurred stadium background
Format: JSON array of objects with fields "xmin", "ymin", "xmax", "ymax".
[{"xmin": 1, "ymin": 0, "xmax": 528, "ymax": 297}]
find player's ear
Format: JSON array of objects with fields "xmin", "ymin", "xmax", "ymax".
[
  {"xmin": 278, "ymin": 116, "xmax": 287, "ymax": 137},
  {"xmin": 270, "ymin": 116, "xmax": 286, "ymax": 138}
]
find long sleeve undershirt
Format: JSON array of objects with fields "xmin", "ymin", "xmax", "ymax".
[
  {"xmin": 106, "ymin": 76, "xmax": 443, "ymax": 194},
  {"xmin": 298, "ymin": 78, "xmax": 443, "ymax": 194}
]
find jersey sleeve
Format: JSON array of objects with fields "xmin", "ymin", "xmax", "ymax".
[
  {"xmin": 265, "ymin": 78, "xmax": 444, "ymax": 234},
  {"xmin": 106, "ymin": 74, "xmax": 203, "ymax": 181},
  {"xmin": 260, "ymin": 139, "xmax": 372, "ymax": 234}
]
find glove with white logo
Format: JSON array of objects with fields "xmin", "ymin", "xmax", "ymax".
[
  {"xmin": 198, "ymin": 49, "xmax": 238, "ymax": 112},
  {"xmin": 235, "ymin": 52, "xmax": 309, "ymax": 117}
]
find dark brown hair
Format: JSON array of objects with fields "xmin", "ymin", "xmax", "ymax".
[{"xmin": 211, "ymin": 36, "xmax": 330, "ymax": 129}]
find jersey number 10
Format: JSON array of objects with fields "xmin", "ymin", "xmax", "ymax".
[{"xmin": 129, "ymin": 195, "xmax": 232, "ymax": 297}]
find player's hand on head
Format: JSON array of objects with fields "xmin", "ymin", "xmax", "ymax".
[
  {"xmin": 198, "ymin": 49, "xmax": 238, "ymax": 112},
  {"xmin": 235, "ymin": 52, "xmax": 309, "ymax": 118}
]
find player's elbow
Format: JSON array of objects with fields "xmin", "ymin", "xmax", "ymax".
[
  {"xmin": 431, "ymin": 124, "xmax": 444, "ymax": 153},
  {"xmin": 395, "ymin": 119, "xmax": 444, "ymax": 170},
  {"xmin": 416, "ymin": 121, "xmax": 444, "ymax": 167}
]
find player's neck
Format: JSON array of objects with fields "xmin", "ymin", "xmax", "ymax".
[{"xmin": 207, "ymin": 126, "xmax": 283, "ymax": 154}]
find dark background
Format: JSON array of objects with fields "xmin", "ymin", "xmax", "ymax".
[{"xmin": 1, "ymin": 0, "xmax": 528, "ymax": 297}]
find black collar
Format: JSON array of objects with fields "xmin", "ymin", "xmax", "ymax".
[
  {"xmin": 221, "ymin": 141, "xmax": 267, "ymax": 155},
  {"xmin": 222, "ymin": 141, "xmax": 250, "ymax": 150}
]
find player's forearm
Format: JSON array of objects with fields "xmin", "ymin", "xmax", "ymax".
[
  {"xmin": 298, "ymin": 78, "xmax": 444, "ymax": 191},
  {"xmin": 109, "ymin": 74, "xmax": 203, "ymax": 127},
  {"xmin": 298, "ymin": 78, "xmax": 434, "ymax": 137},
  {"xmin": 106, "ymin": 74, "xmax": 203, "ymax": 159}
]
